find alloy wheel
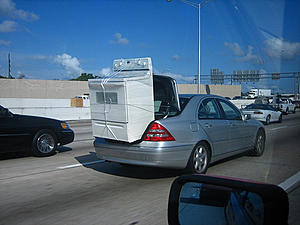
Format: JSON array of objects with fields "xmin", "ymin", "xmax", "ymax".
[
  {"xmin": 37, "ymin": 133, "xmax": 55, "ymax": 154},
  {"xmin": 266, "ymin": 116, "xmax": 270, "ymax": 125},
  {"xmin": 256, "ymin": 133, "xmax": 264, "ymax": 155},
  {"xmin": 193, "ymin": 146, "xmax": 208, "ymax": 173}
]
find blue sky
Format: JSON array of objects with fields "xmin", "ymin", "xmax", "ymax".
[{"xmin": 0, "ymin": 0, "xmax": 299, "ymax": 93}]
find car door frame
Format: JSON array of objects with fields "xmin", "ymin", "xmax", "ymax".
[
  {"xmin": 215, "ymin": 98, "xmax": 252, "ymax": 153},
  {"xmin": 197, "ymin": 97, "xmax": 230, "ymax": 160},
  {"xmin": 0, "ymin": 107, "xmax": 31, "ymax": 153}
]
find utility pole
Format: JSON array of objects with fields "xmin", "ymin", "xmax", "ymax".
[
  {"xmin": 198, "ymin": 3, "xmax": 201, "ymax": 93},
  {"xmin": 8, "ymin": 53, "xmax": 12, "ymax": 78},
  {"xmin": 296, "ymin": 72, "xmax": 300, "ymax": 99},
  {"xmin": 167, "ymin": 0, "xmax": 211, "ymax": 94}
]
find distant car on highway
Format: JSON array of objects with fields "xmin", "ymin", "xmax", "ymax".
[
  {"xmin": 278, "ymin": 98, "xmax": 296, "ymax": 114},
  {"xmin": 94, "ymin": 95, "xmax": 266, "ymax": 174},
  {"xmin": 232, "ymin": 96, "xmax": 246, "ymax": 100},
  {"xmin": 0, "ymin": 105, "xmax": 74, "ymax": 157},
  {"xmin": 292, "ymin": 100, "xmax": 300, "ymax": 108},
  {"xmin": 242, "ymin": 104, "xmax": 282, "ymax": 125}
]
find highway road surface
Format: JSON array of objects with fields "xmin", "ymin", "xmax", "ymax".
[{"xmin": 1, "ymin": 113, "xmax": 300, "ymax": 225}]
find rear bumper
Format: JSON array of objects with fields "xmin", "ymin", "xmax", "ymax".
[
  {"xmin": 56, "ymin": 129, "xmax": 74, "ymax": 145},
  {"xmin": 251, "ymin": 115, "xmax": 266, "ymax": 122},
  {"xmin": 93, "ymin": 138, "xmax": 193, "ymax": 169}
]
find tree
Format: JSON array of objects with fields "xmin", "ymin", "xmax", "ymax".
[
  {"xmin": 17, "ymin": 74, "xmax": 25, "ymax": 79},
  {"xmin": 0, "ymin": 75, "xmax": 14, "ymax": 79},
  {"xmin": 71, "ymin": 73, "xmax": 96, "ymax": 81}
]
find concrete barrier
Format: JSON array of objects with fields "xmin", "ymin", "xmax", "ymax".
[
  {"xmin": 0, "ymin": 97, "xmax": 253, "ymax": 121},
  {"xmin": 0, "ymin": 98, "xmax": 91, "ymax": 121}
]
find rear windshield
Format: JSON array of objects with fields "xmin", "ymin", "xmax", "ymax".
[
  {"xmin": 154, "ymin": 75, "xmax": 180, "ymax": 119},
  {"xmin": 245, "ymin": 104, "xmax": 274, "ymax": 110}
]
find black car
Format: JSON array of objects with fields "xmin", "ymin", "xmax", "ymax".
[{"xmin": 0, "ymin": 105, "xmax": 74, "ymax": 157}]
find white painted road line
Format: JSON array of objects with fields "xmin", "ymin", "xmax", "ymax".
[
  {"xmin": 279, "ymin": 171, "xmax": 300, "ymax": 194},
  {"xmin": 270, "ymin": 126, "xmax": 288, "ymax": 131},
  {"xmin": 57, "ymin": 160, "xmax": 105, "ymax": 170}
]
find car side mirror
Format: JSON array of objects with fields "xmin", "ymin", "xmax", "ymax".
[
  {"xmin": 243, "ymin": 114, "xmax": 251, "ymax": 120},
  {"xmin": 168, "ymin": 174, "xmax": 289, "ymax": 225}
]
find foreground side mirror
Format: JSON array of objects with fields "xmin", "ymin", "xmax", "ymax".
[{"xmin": 168, "ymin": 174, "xmax": 289, "ymax": 225}]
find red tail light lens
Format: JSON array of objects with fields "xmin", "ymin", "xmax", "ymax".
[
  {"xmin": 254, "ymin": 111, "xmax": 263, "ymax": 114},
  {"xmin": 143, "ymin": 123, "xmax": 175, "ymax": 141}
]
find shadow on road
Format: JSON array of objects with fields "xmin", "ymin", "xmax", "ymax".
[
  {"xmin": 210, "ymin": 152, "xmax": 249, "ymax": 166},
  {"xmin": 0, "ymin": 151, "xmax": 31, "ymax": 160},
  {"xmin": 0, "ymin": 146, "xmax": 73, "ymax": 160},
  {"xmin": 75, "ymin": 152, "xmax": 184, "ymax": 179},
  {"xmin": 57, "ymin": 146, "xmax": 72, "ymax": 153}
]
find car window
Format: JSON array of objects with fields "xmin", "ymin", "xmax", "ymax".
[
  {"xmin": 245, "ymin": 104, "xmax": 256, "ymax": 110},
  {"xmin": 218, "ymin": 99, "xmax": 242, "ymax": 120},
  {"xmin": 179, "ymin": 97, "xmax": 191, "ymax": 111},
  {"xmin": 266, "ymin": 105, "xmax": 275, "ymax": 111},
  {"xmin": 198, "ymin": 98, "xmax": 221, "ymax": 119},
  {"xmin": 0, "ymin": 106, "xmax": 8, "ymax": 118}
]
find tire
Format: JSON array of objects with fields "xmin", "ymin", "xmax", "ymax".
[
  {"xmin": 32, "ymin": 129, "xmax": 57, "ymax": 157},
  {"xmin": 250, "ymin": 129, "xmax": 265, "ymax": 156},
  {"xmin": 186, "ymin": 142, "xmax": 211, "ymax": 174},
  {"xmin": 278, "ymin": 114, "xmax": 282, "ymax": 123},
  {"xmin": 265, "ymin": 115, "xmax": 271, "ymax": 125}
]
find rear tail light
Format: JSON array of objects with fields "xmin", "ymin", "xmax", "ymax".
[
  {"xmin": 143, "ymin": 122, "xmax": 175, "ymax": 141},
  {"xmin": 254, "ymin": 111, "xmax": 263, "ymax": 114}
]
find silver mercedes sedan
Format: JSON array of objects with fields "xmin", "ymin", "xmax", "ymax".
[{"xmin": 94, "ymin": 94, "xmax": 265, "ymax": 174}]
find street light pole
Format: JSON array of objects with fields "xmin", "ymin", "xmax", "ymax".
[
  {"xmin": 198, "ymin": 4, "xmax": 200, "ymax": 94},
  {"xmin": 167, "ymin": 0, "xmax": 211, "ymax": 94}
]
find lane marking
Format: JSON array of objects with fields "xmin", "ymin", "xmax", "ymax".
[
  {"xmin": 270, "ymin": 126, "xmax": 287, "ymax": 131},
  {"xmin": 0, "ymin": 160, "xmax": 105, "ymax": 180},
  {"xmin": 57, "ymin": 160, "xmax": 105, "ymax": 170},
  {"xmin": 279, "ymin": 171, "xmax": 300, "ymax": 194}
]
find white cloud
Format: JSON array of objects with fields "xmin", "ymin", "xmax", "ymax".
[
  {"xmin": 55, "ymin": 53, "xmax": 83, "ymax": 75},
  {"xmin": 0, "ymin": 0, "xmax": 39, "ymax": 21},
  {"xmin": 225, "ymin": 42, "xmax": 263, "ymax": 64},
  {"xmin": 100, "ymin": 67, "xmax": 112, "ymax": 76},
  {"xmin": 0, "ymin": 20, "xmax": 17, "ymax": 32},
  {"xmin": 264, "ymin": 38, "xmax": 300, "ymax": 60},
  {"xmin": 0, "ymin": 39, "xmax": 10, "ymax": 45},
  {"xmin": 172, "ymin": 54, "xmax": 181, "ymax": 61},
  {"xmin": 224, "ymin": 42, "xmax": 244, "ymax": 56},
  {"xmin": 259, "ymin": 69, "xmax": 267, "ymax": 74},
  {"xmin": 110, "ymin": 32, "xmax": 129, "ymax": 45},
  {"xmin": 237, "ymin": 45, "xmax": 264, "ymax": 64},
  {"xmin": 155, "ymin": 71, "xmax": 194, "ymax": 84}
]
